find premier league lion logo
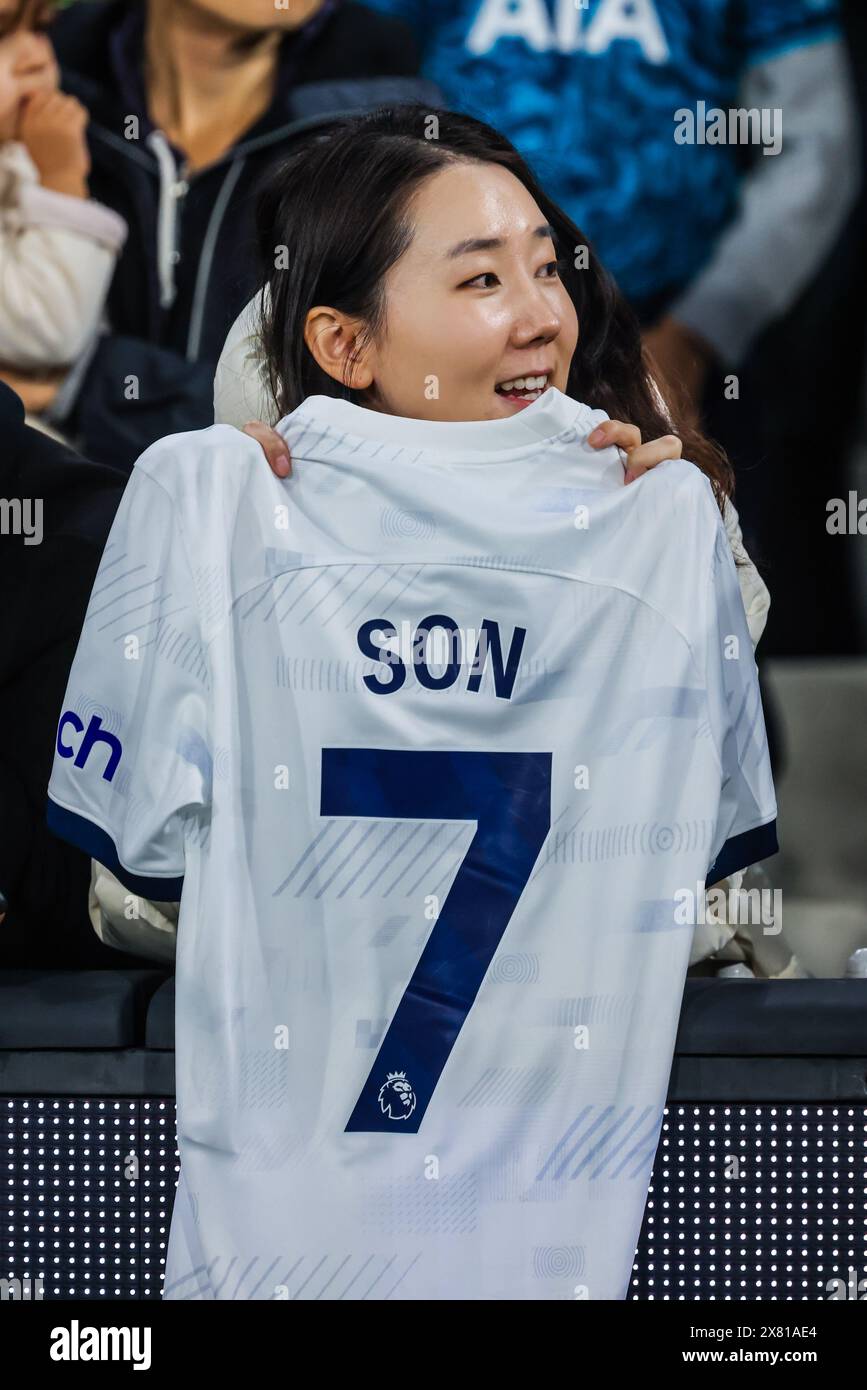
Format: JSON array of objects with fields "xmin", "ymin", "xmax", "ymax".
[{"xmin": 378, "ymin": 1070, "xmax": 417, "ymax": 1121}]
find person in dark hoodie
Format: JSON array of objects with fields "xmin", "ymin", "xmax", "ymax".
[
  {"xmin": 10, "ymin": 0, "xmax": 436, "ymax": 470},
  {"xmin": 0, "ymin": 377, "xmax": 136, "ymax": 964},
  {"xmin": 0, "ymin": 373, "xmax": 305, "ymax": 965}
]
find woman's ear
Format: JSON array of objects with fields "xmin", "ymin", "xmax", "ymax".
[{"xmin": 304, "ymin": 307, "xmax": 374, "ymax": 390}]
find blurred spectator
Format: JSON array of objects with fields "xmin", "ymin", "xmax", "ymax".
[
  {"xmin": 0, "ymin": 378, "xmax": 150, "ymax": 966},
  {"xmin": 0, "ymin": 0, "xmax": 126, "ymax": 432},
  {"xmin": 369, "ymin": 0, "xmax": 863, "ymax": 653},
  {"xmin": 35, "ymin": 0, "xmax": 436, "ymax": 469},
  {"xmin": 368, "ymin": 0, "xmax": 858, "ymax": 410},
  {"xmin": 0, "ymin": 374, "xmax": 298, "ymax": 966}
]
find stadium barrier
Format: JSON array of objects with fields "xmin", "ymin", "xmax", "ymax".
[{"xmin": 1, "ymin": 972, "xmax": 866, "ymax": 1301}]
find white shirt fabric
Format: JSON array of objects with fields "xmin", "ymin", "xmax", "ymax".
[{"xmin": 47, "ymin": 387, "xmax": 777, "ymax": 1300}]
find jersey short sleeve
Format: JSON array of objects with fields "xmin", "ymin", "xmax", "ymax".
[
  {"xmin": 47, "ymin": 467, "xmax": 211, "ymax": 900},
  {"xmin": 702, "ymin": 521, "xmax": 778, "ymax": 885}
]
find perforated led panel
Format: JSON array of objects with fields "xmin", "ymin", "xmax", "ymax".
[
  {"xmin": 630, "ymin": 1104, "xmax": 867, "ymax": 1300},
  {"xmin": 4, "ymin": 1098, "xmax": 866, "ymax": 1300},
  {"xmin": 2, "ymin": 1098, "xmax": 176, "ymax": 1301}
]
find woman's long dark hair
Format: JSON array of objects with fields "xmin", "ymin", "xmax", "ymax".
[{"xmin": 256, "ymin": 105, "xmax": 733, "ymax": 507}]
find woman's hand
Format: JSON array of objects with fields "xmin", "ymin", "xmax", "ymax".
[
  {"xmin": 241, "ymin": 419, "xmax": 291, "ymax": 477},
  {"xmin": 587, "ymin": 418, "xmax": 682, "ymax": 485}
]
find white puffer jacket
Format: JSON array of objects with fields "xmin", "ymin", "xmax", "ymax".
[{"xmin": 0, "ymin": 141, "xmax": 126, "ymax": 368}]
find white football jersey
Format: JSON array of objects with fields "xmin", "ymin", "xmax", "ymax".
[{"xmin": 47, "ymin": 388, "xmax": 777, "ymax": 1301}]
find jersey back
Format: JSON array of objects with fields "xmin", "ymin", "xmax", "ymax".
[{"xmin": 47, "ymin": 388, "xmax": 777, "ymax": 1300}]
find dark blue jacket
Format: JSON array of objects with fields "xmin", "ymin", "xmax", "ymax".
[
  {"xmin": 0, "ymin": 382, "xmax": 135, "ymax": 964},
  {"xmin": 50, "ymin": 0, "xmax": 438, "ymax": 469}
]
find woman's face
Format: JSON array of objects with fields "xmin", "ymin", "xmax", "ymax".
[
  {"xmin": 177, "ymin": 0, "xmax": 323, "ymax": 30},
  {"xmin": 368, "ymin": 162, "xmax": 579, "ymax": 422}
]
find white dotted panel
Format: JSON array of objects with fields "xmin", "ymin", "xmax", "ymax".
[
  {"xmin": 631, "ymin": 1105, "xmax": 867, "ymax": 1300},
  {"xmin": 4, "ymin": 1099, "xmax": 866, "ymax": 1299},
  {"xmin": 3, "ymin": 1098, "xmax": 178, "ymax": 1300}
]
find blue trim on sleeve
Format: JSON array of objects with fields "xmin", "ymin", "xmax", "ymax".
[
  {"xmin": 46, "ymin": 797, "xmax": 184, "ymax": 902},
  {"xmin": 706, "ymin": 818, "xmax": 778, "ymax": 886}
]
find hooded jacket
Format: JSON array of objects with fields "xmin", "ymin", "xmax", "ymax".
[
  {"xmin": 48, "ymin": 0, "xmax": 438, "ymax": 469},
  {"xmin": 0, "ymin": 381, "xmax": 153, "ymax": 966}
]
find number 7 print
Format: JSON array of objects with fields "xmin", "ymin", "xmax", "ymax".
[{"xmin": 320, "ymin": 748, "xmax": 552, "ymax": 1133}]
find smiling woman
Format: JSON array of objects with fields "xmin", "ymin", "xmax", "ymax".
[
  {"xmin": 212, "ymin": 104, "xmax": 771, "ymax": 651},
  {"xmin": 299, "ymin": 160, "xmax": 578, "ymax": 423},
  {"xmin": 41, "ymin": 101, "xmax": 784, "ymax": 1304},
  {"xmin": 239, "ymin": 104, "xmax": 733, "ymax": 507}
]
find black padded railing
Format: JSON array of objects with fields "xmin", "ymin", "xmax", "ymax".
[{"xmin": 1, "ymin": 972, "xmax": 866, "ymax": 1301}]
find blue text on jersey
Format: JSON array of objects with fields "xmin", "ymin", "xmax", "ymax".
[
  {"xmin": 358, "ymin": 614, "xmax": 527, "ymax": 699},
  {"xmin": 56, "ymin": 711, "xmax": 122, "ymax": 783}
]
